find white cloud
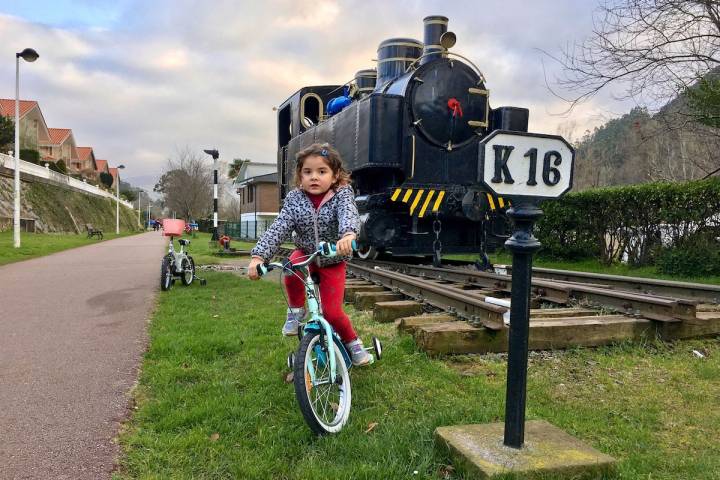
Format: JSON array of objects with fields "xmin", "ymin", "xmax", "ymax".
[{"xmin": 0, "ymin": 1, "xmax": 637, "ymax": 193}]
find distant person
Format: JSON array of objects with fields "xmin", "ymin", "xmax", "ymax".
[{"xmin": 247, "ymin": 143, "xmax": 370, "ymax": 366}]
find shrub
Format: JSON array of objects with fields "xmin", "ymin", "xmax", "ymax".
[
  {"xmin": 19, "ymin": 148, "xmax": 40, "ymax": 164},
  {"xmin": 656, "ymin": 232, "xmax": 720, "ymax": 276},
  {"xmin": 535, "ymin": 177, "xmax": 720, "ymax": 268},
  {"xmin": 49, "ymin": 160, "xmax": 67, "ymax": 174}
]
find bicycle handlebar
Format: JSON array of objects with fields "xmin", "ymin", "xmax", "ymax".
[{"xmin": 256, "ymin": 240, "xmax": 358, "ymax": 277}]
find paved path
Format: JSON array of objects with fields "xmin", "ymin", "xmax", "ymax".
[{"xmin": 0, "ymin": 232, "xmax": 166, "ymax": 479}]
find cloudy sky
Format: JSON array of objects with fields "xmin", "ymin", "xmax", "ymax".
[{"xmin": 0, "ymin": 0, "xmax": 635, "ymax": 191}]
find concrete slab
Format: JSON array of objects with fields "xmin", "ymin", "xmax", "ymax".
[{"xmin": 435, "ymin": 420, "xmax": 616, "ymax": 479}]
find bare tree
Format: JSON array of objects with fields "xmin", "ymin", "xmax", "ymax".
[
  {"xmin": 154, "ymin": 147, "xmax": 212, "ymax": 220},
  {"xmin": 552, "ymin": 0, "xmax": 720, "ymax": 108}
]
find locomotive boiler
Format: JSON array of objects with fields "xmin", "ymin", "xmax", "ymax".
[{"xmin": 276, "ymin": 15, "xmax": 529, "ymax": 265}]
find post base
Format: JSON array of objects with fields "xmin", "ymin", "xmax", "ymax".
[{"xmin": 435, "ymin": 420, "xmax": 616, "ymax": 479}]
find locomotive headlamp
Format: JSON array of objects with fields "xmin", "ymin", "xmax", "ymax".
[{"xmin": 440, "ymin": 31, "xmax": 456, "ymax": 49}]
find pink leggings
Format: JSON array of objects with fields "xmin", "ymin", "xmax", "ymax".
[{"xmin": 284, "ymin": 249, "xmax": 357, "ymax": 343}]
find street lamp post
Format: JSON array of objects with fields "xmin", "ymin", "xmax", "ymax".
[
  {"xmin": 13, "ymin": 47, "xmax": 39, "ymax": 248},
  {"xmin": 136, "ymin": 189, "xmax": 142, "ymax": 229},
  {"xmin": 116, "ymin": 164, "xmax": 125, "ymax": 234},
  {"xmin": 203, "ymin": 148, "xmax": 220, "ymax": 240}
]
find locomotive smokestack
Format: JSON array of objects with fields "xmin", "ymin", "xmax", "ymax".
[{"xmin": 420, "ymin": 15, "xmax": 449, "ymax": 65}]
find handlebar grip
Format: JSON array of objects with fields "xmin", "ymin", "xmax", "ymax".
[
  {"xmin": 256, "ymin": 263, "xmax": 268, "ymax": 276},
  {"xmin": 319, "ymin": 239, "xmax": 359, "ymax": 257}
]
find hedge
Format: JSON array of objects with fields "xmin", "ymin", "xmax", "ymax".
[{"xmin": 534, "ymin": 178, "xmax": 720, "ymax": 270}]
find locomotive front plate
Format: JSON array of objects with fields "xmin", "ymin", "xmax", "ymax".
[{"xmin": 410, "ymin": 59, "xmax": 489, "ymax": 149}]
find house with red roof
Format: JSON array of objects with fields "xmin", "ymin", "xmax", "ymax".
[
  {"xmin": 0, "ymin": 98, "xmax": 50, "ymax": 151},
  {"xmin": 76, "ymin": 146, "xmax": 97, "ymax": 173},
  {"xmin": 39, "ymin": 128, "xmax": 80, "ymax": 170},
  {"xmin": 109, "ymin": 167, "xmax": 120, "ymax": 189},
  {"xmin": 95, "ymin": 159, "xmax": 109, "ymax": 175}
]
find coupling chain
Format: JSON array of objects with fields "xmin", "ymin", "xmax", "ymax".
[{"xmin": 433, "ymin": 216, "xmax": 442, "ymax": 256}]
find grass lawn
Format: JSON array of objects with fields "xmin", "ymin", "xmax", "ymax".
[
  {"xmin": 116, "ymin": 272, "xmax": 720, "ymax": 479},
  {"xmin": 187, "ymin": 232, "xmax": 293, "ymax": 266},
  {"xmin": 0, "ymin": 230, "xmax": 138, "ymax": 266},
  {"xmin": 184, "ymin": 232, "xmax": 256, "ymax": 266}
]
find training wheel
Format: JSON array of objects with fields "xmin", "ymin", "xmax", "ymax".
[
  {"xmin": 200, "ymin": 279, "xmax": 207, "ymax": 286},
  {"xmin": 372, "ymin": 337, "xmax": 382, "ymax": 360},
  {"xmin": 287, "ymin": 352, "xmax": 295, "ymax": 370}
]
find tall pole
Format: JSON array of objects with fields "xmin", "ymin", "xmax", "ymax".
[
  {"xmin": 213, "ymin": 156, "xmax": 219, "ymax": 240},
  {"xmin": 13, "ymin": 55, "xmax": 20, "ymax": 248},
  {"xmin": 204, "ymin": 148, "xmax": 220, "ymax": 240},
  {"xmin": 13, "ymin": 55, "xmax": 21, "ymax": 248},
  {"xmin": 13, "ymin": 48, "xmax": 39, "ymax": 247},
  {"xmin": 503, "ymin": 203, "xmax": 543, "ymax": 448},
  {"xmin": 116, "ymin": 177, "xmax": 120, "ymax": 234},
  {"xmin": 137, "ymin": 191, "xmax": 141, "ymax": 228}
]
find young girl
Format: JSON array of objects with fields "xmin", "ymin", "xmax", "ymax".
[{"xmin": 247, "ymin": 143, "xmax": 370, "ymax": 366}]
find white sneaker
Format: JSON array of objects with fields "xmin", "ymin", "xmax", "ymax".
[
  {"xmin": 282, "ymin": 307, "xmax": 305, "ymax": 336},
  {"xmin": 345, "ymin": 338, "xmax": 372, "ymax": 366}
]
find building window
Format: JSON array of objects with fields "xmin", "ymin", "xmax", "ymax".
[{"xmin": 248, "ymin": 185, "xmax": 254, "ymax": 203}]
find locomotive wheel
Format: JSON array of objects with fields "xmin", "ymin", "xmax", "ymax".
[{"xmin": 356, "ymin": 245, "xmax": 379, "ymax": 260}]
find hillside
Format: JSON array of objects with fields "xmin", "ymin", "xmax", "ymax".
[
  {"xmin": 574, "ymin": 96, "xmax": 720, "ymax": 190},
  {"xmin": 0, "ymin": 175, "xmax": 139, "ymax": 233}
]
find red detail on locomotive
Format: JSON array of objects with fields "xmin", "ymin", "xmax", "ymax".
[{"xmin": 447, "ymin": 97, "xmax": 463, "ymax": 118}]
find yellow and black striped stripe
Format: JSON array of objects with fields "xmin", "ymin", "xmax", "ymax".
[{"xmin": 390, "ymin": 187, "xmax": 507, "ymax": 217}]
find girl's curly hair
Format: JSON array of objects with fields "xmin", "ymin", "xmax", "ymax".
[{"xmin": 293, "ymin": 143, "xmax": 351, "ymax": 189}]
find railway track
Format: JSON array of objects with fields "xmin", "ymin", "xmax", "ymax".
[{"xmin": 345, "ymin": 258, "xmax": 720, "ymax": 355}]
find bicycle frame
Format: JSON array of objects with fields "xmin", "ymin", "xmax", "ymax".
[
  {"xmin": 167, "ymin": 237, "xmax": 187, "ymax": 273},
  {"xmin": 260, "ymin": 243, "xmax": 352, "ymax": 385}
]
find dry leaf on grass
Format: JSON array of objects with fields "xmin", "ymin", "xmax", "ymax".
[
  {"xmin": 209, "ymin": 433, "xmax": 220, "ymax": 442},
  {"xmin": 439, "ymin": 464, "xmax": 455, "ymax": 479},
  {"xmin": 212, "ymin": 314, "xmax": 219, "ymax": 318},
  {"xmin": 284, "ymin": 372, "xmax": 294, "ymax": 383},
  {"xmin": 364, "ymin": 422, "xmax": 378, "ymax": 434}
]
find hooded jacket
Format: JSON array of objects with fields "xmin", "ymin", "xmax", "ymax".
[{"xmin": 250, "ymin": 185, "xmax": 359, "ymax": 267}]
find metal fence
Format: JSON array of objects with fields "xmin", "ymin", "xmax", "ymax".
[{"xmin": 223, "ymin": 220, "xmax": 273, "ymax": 240}]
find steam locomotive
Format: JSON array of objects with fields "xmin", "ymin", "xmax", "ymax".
[{"xmin": 276, "ymin": 15, "xmax": 529, "ymax": 265}]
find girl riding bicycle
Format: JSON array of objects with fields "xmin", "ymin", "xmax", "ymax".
[{"xmin": 248, "ymin": 142, "xmax": 371, "ymax": 366}]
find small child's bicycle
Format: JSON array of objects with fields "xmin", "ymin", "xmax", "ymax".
[
  {"xmin": 257, "ymin": 241, "xmax": 383, "ymax": 435},
  {"xmin": 160, "ymin": 219, "xmax": 207, "ymax": 291}
]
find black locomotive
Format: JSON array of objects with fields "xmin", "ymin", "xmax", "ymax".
[{"xmin": 276, "ymin": 15, "xmax": 529, "ymax": 265}]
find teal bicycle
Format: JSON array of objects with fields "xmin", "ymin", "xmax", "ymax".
[{"xmin": 257, "ymin": 241, "xmax": 383, "ymax": 435}]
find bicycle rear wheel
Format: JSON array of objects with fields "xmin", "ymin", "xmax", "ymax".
[
  {"xmin": 294, "ymin": 332, "xmax": 351, "ymax": 435},
  {"xmin": 160, "ymin": 255, "xmax": 173, "ymax": 291},
  {"xmin": 181, "ymin": 256, "xmax": 194, "ymax": 286}
]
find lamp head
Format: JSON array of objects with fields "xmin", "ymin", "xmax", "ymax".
[
  {"xmin": 203, "ymin": 149, "xmax": 219, "ymax": 160},
  {"xmin": 17, "ymin": 48, "xmax": 39, "ymax": 62},
  {"xmin": 118, "ymin": 164, "xmax": 125, "ymax": 169}
]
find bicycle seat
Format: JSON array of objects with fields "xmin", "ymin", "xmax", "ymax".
[{"xmin": 178, "ymin": 239, "xmax": 190, "ymax": 246}]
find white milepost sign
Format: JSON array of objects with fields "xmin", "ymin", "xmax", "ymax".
[{"xmin": 479, "ymin": 130, "xmax": 575, "ymax": 199}]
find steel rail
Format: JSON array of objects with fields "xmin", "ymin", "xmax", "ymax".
[
  {"xmin": 346, "ymin": 262, "xmax": 507, "ymax": 330},
  {"xmin": 352, "ymin": 259, "xmax": 698, "ymax": 323},
  {"xmin": 354, "ymin": 259, "xmax": 572, "ymax": 303},
  {"xmin": 500, "ymin": 265, "xmax": 720, "ymax": 304}
]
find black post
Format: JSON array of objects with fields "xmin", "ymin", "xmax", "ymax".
[
  {"xmin": 212, "ymin": 166, "xmax": 219, "ymax": 240},
  {"xmin": 503, "ymin": 202, "xmax": 543, "ymax": 448},
  {"xmin": 203, "ymin": 148, "xmax": 220, "ymax": 240}
]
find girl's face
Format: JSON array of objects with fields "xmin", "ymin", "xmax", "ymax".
[{"xmin": 300, "ymin": 155, "xmax": 337, "ymax": 195}]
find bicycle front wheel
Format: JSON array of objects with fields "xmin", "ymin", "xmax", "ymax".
[{"xmin": 294, "ymin": 332, "xmax": 351, "ymax": 435}]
